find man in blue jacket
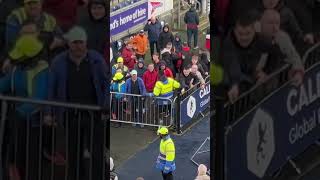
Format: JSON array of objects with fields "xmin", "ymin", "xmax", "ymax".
[
  {"xmin": 0, "ymin": 34, "xmax": 49, "ymax": 180},
  {"xmin": 144, "ymin": 16, "xmax": 162, "ymax": 58},
  {"xmin": 125, "ymin": 69, "xmax": 146, "ymax": 127},
  {"xmin": 45, "ymin": 26, "xmax": 108, "ymax": 180}
]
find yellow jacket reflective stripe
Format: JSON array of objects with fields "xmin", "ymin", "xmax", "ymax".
[
  {"xmin": 160, "ymin": 138, "xmax": 175, "ymax": 162},
  {"xmin": 10, "ymin": 8, "xmax": 56, "ymax": 32},
  {"xmin": 153, "ymin": 78, "xmax": 180, "ymax": 97}
]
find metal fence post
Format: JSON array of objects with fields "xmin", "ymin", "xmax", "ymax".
[
  {"xmin": 175, "ymin": 94, "xmax": 181, "ymax": 134},
  {"xmin": 213, "ymin": 84, "xmax": 226, "ymax": 180},
  {"xmin": 0, "ymin": 100, "xmax": 8, "ymax": 180}
]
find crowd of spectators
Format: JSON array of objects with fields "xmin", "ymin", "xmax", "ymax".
[
  {"xmin": 0, "ymin": 0, "xmax": 109, "ymax": 179},
  {"xmin": 214, "ymin": 0, "xmax": 320, "ymax": 103},
  {"xmin": 110, "ymin": 12, "xmax": 210, "ymax": 126}
]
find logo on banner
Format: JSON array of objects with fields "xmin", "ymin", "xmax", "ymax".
[
  {"xmin": 187, "ymin": 96, "xmax": 196, "ymax": 118},
  {"xmin": 247, "ymin": 109, "xmax": 275, "ymax": 178},
  {"xmin": 150, "ymin": 1, "xmax": 163, "ymax": 8}
]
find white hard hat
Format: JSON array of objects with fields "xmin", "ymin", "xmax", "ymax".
[{"xmin": 110, "ymin": 157, "xmax": 114, "ymax": 171}]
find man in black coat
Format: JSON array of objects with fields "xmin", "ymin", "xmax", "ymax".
[{"xmin": 184, "ymin": 4, "xmax": 199, "ymax": 49}]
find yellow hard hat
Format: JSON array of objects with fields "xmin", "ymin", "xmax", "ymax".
[
  {"xmin": 117, "ymin": 57, "xmax": 124, "ymax": 63},
  {"xmin": 113, "ymin": 72, "xmax": 124, "ymax": 81},
  {"xmin": 9, "ymin": 35, "xmax": 43, "ymax": 61},
  {"xmin": 157, "ymin": 127, "xmax": 169, "ymax": 135}
]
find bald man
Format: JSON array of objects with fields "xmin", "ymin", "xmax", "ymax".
[
  {"xmin": 144, "ymin": 16, "xmax": 162, "ymax": 58},
  {"xmin": 260, "ymin": 9, "xmax": 304, "ymax": 86}
]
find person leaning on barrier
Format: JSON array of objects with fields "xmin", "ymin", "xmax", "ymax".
[
  {"xmin": 0, "ymin": 35, "xmax": 49, "ymax": 180},
  {"xmin": 125, "ymin": 69, "xmax": 146, "ymax": 127},
  {"xmin": 45, "ymin": 26, "xmax": 108, "ymax": 180},
  {"xmin": 190, "ymin": 64, "xmax": 205, "ymax": 89},
  {"xmin": 191, "ymin": 51, "xmax": 208, "ymax": 77},
  {"xmin": 260, "ymin": 9, "xmax": 305, "ymax": 86},
  {"xmin": 156, "ymin": 127, "xmax": 176, "ymax": 180},
  {"xmin": 143, "ymin": 63, "xmax": 158, "ymax": 93},
  {"xmin": 153, "ymin": 71, "xmax": 181, "ymax": 98},
  {"xmin": 221, "ymin": 10, "xmax": 282, "ymax": 103},
  {"xmin": 152, "ymin": 71, "xmax": 181, "ymax": 118},
  {"xmin": 110, "ymin": 72, "xmax": 126, "ymax": 121},
  {"xmin": 179, "ymin": 65, "xmax": 198, "ymax": 93},
  {"xmin": 261, "ymin": 0, "xmax": 315, "ymax": 47}
]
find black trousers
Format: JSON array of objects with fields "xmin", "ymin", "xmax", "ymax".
[
  {"xmin": 66, "ymin": 110, "xmax": 104, "ymax": 180},
  {"xmin": 149, "ymin": 40, "xmax": 160, "ymax": 57},
  {"xmin": 162, "ymin": 171, "xmax": 173, "ymax": 180}
]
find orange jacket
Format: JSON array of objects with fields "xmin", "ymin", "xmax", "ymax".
[{"xmin": 131, "ymin": 34, "xmax": 148, "ymax": 55}]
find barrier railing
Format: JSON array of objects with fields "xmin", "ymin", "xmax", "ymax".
[
  {"xmin": 0, "ymin": 96, "xmax": 108, "ymax": 180},
  {"xmin": 224, "ymin": 64, "xmax": 290, "ymax": 124},
  {"xmin": 178, "ymin": 80, "xmax": 210, "ymax": 133},
  {"xmin": 303, "ymin": 42, "xmax": 320, "ymax": 69},
  {"xmin": 224, "ymin": 42, "xmax": 320, "ymax": 124},
  {"xmin": 110, "ymin": 92, "xmax": 176, "ymax": 127},
  {"xmin": 180, "ymin": 75, "xmax": 210, "ymax": 100},
  {"xmin": 110, "ymin": 75, "xmax": 210, "ymax": 130},
  {"xmin": 222, "ymin": 42, "xmax": 320, "ymax": 180}
]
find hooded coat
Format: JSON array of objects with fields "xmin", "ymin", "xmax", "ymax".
[
  {"xmin": 184, "ymin": 6, "xmax": 200, "ymax": 29},
  {"xmin": 158, "ymin": 25, "xmax": 174, "ymax": 50},
  {"xmin": 134, "ymin": 61, "xmax": 147, "ymax": 78},
  {"xmin": 173, "ymin": 34, "xmax": 183, "ymax": 53},
  {"xmin": 79, "ymin": 0, "xmax": 108, "ymax": 55}
]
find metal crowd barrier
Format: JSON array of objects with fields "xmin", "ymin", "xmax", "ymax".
[
  {"xmin": 303, "ymin": 42, "xmax": 320, "ymax": 69},
  {"xmin": 110, "ymin": 92, "xmax": 176, "ymax": 127},
  {"xmin": 0, "ymin": 95, "xmax": 108, "ymax": 180},
  {"xmin": 180, "ymin": 75, "xmax": 210, "ymax": 100},
  {"xmin": 224, "ymin": 42, "xmax": 320, "ymax": 124},
  {"xmin": 224, "ymin": 64, "xmax": 290, "ymax": 124}
]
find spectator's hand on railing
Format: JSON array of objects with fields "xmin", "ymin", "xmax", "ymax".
[
  {"xmin": 291, "ymin": 70, "xmax": 304, "ymax": 86},
  {"xmin": 43, "ymin": 114, "xmax": 57, "ymax": 126},
  {"xmin": 181, "ymin": 88, "xmax": 185, "ymax": 94},
  {"xmin": 228, "ymin": 85, "xmax": 239, "ymax": 104},
  {"xmin": 2, "ymin": 58, "xmax": 12, "ymax": 74},
  {"xmin": 255, "ymin": 70, "xmax": 268, "ymax": 85},
  {"xmin": 304, "ymin": 33, "xmax": 315, "ymax": 44},
  {"xmin": 200, "ymin": 83, "xmax": 205, "ymax": 89},
  {"xmin": 123, "ymin": 97, "xmax": 128, "ymax": 102}
]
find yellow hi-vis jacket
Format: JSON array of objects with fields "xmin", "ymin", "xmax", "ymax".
[
  {"xmin": 8, "ymin": 8, "xmax": 57, "ymax": 32},
  {"xmin": 156, "ymin": 135, "xmax": 176, "ymax": 173},
  {"xmin": 153, "ymin": 78, "xmax": 180, "ymax": 98}
]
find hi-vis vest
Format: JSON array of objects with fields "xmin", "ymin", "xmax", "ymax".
[
  {"xmin": 156, "ymin": 136, "xmax": 176, "ymax": 172},
  {"xmin": 9, "ymin": 8, "xmax": 56, "ymax": 32},
  {"xmin": 11, "ymin": 60, "xmax": 48, "ymax": 96},
  {"xmin": 153, "ymin": 78, "xmax": 180, "ymax": 97}
]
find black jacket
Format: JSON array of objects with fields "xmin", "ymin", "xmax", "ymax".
[
  {"xmin": 184, "ymin": 7, "xmax": 199, "ymax": 25},
  {"xmin": 179, "ymin": 73, "xmax": 197, "ymax": 90},
  {"xmin": 144, "ymin": 19, "xmax": 162, "ymax": 41},
  {"xmin": 158, "ymin": 25, "xmax": 174, "ymax": 50},
  {"xmin": 221, "ymin": 31, "xmax": 283, "ymax": 88},
  {"xmin": 79, "ymin": 0, "xmax": 108, "ymax": 54}
]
